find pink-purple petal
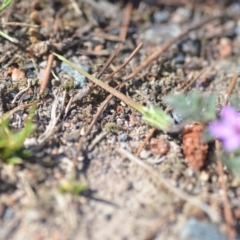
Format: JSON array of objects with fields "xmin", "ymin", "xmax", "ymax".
[
  {"xmin": 222, "ymin": 134, "xmax": 240, "ymax": 151},
  {"xmin": 220, "ymin": 106, "xmax": 240, "ymax": 124},
  {"xmin": 208, "ymin": 106, "xmax": 240, "ymax": 151},
  {"xmin": 208, "ymin": 122, "xmax": 234, "ymax": 138}
]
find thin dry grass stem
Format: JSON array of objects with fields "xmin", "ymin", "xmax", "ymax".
[
  {"xmin": 96, "ymin": 49, "xmax": 118, "ymax": 79},
  {"xmin": 38, "ymin": 92, "xmax": 64, "ymax": 143},
  {"xmin": 87, "ymin": 42, "xmax": 142, "ymax": 97},
  {"xmin": 224, "ymin": 72, "xmax": 238, "ymax": 105},
  {"xmin": 11, "ymin": 78, "xmax": 31, "ymax": 104},
  {"xmin": 215, "ymin": 140, "xmax": 236, "ymax": 238},
  {"xmin": 39, "ymin": 53, "xmax": 54, "ymax": 94},
  {"xmin": 61, "ymin": 90, "xmax": 67, "ymax": 110},
  {"xmin": 75, "ymin": 49, "xmax": 111, "ymax": 56},
  {"xmin": 0, "ymin": 22, "xmax": 39, "ymax": 28},
  {"xmin": 117, "ymin": 147, "xmax": 221, "ymax": 223},
  {"xmin": 64, "ymin": 97, "xmax": 74, "ymax": 118},
  {"xmin": 87, "ymin": 92, "xmax": 117, "ymax": 138},
  {"xmin": 124, "ymin": 15, "xmax": 223, "ymax": 81},
  {"xmin": 90, "ymin": 32, "xmax": 122, "ymax": 42},
  {"xmin": 88, "ymin": 131, "xmax": 108, "ymax": 152},
  {"xmin": 115, "ymin": 1, "xmax": 133, "ymax": 55},
  {"xmin": 78, "ymin": 37, "xmax": 121, "ymax": 102}
]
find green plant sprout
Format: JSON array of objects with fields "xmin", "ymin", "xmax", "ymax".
[
  {"xmin": 53, "ymin": 52, "xmax": 173, "ymax": 132},
  {"xmin": 59, "ymin": 177, "xmax": 88, "ymax": 195},
  {"xmin": 0, "ymin": 107, "xmax": 35, "ymax": 164},
  {"xmin": 0, "ymin": 30, "xmax": 17, "ymax": 43}
]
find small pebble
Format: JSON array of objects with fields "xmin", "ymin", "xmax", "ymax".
[
  {"xmin": 199, "ymin": 171, "xmax": 209, "ymax": 182},
  {"xmin": 63, "ymin": 122, "xmax": 71, "ymax": 128},
  {"xmin": 10, "ymin": 68, "xmax": 25, "ymax": 82},
  {"xmin": 3, "ymin": 208, "xmax": 14, "ymax": 221},
  {"xmin": 218, "ymin": 37, "xmax": 232, "ymax": 58},
  {"xmin": 150, "ymin": 138, "xmax": 170, "ymax": 156},
  {"xmin": 185, "ymin": 168, "xmax": 194, "ymax": 177},
  {"xmin": 172, "ymin": 54, "xmax": 185, "ymax": 65},
  {"xmin": 139, "ymin": 149, "xmax": 150, "ymax": 159},
  {"xmin": 116, "ymin": 118, "xmax": 124, "ymax": 125},
  {"xmin": 180, "ymin": 39, "xmax": 200, "ymax": 56}
]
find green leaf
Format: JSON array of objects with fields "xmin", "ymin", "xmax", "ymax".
[
  {"xmin": 0, "ymin": 106, "xmax": 36, "ymax": 162},
  {"xmin": 165, "ymin": 90, "xmax": 217, "ymax": 123},
  {"xmin": 141, "ymin": 105, "xmax": 174, "ymax": 132},
  {"xmin": 0, "ymin": 31, "xmax": 15, "ymax": 42},
  {"xmin": 0, "ymin": 0, "xmax": 13, "ymax": 12},
  {"xmin": 6, "ymin": 157, "xmax": 22, "ymax": 165}
]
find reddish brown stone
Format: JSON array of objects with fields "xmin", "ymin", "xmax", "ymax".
[{"xmin": 182, "ymin": 122, "xmax": 208, "ymax": 170}]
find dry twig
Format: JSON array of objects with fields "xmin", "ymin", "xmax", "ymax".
[
  {"xmin": 39, "ymin": 53, "xmax": 54, "ymax": 94},
  {"xmin": 215, "ymin": 141, "xmax": 236, "ymax": 238},
  {"xmin": 215, "ymin": 72, "xmax": 238, "ymax": 238}
]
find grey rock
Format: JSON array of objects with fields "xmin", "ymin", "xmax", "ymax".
[
  {"xmin": 61, "ymin": 62, "xmax": 89, "ymax": 89},
  {"xmin": 140, "ymin": 24, "xmax": 181, "ymax": 45},
  {"xmin": 181, "ymin": 218, "xmax": 227, "ymax": 240},
  {"xmin": 3, "ymin": 208, "xmax": 14, "ymax": 221},
  {"xmin": 153, "ymin": 10, "xmax": 170, "ymax": 23}
]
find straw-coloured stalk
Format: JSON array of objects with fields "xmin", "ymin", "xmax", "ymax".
[{"xmin": 53, "ymin": 52, "xmax": 173, "ymax": 132}]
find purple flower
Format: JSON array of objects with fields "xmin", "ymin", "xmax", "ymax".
[{"xmin": 208, "ymin": 106, "xmax": 240, "ymax": 151}]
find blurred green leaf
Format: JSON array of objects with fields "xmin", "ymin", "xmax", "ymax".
[
  {"xmin": 141, "ymin": 105, "xmax": 174, "ymax": 132},
  {"xmin": 165, "ymin": 90, "xmax": 217, "ymax": 123},
  {"xmin": 6, "ymin": 157, "xmax": 22, "ymax": 164},
  {"xmin": 59, "ymin": 179, "xmax": 88, "ymax": 195},
  {"xmin": 0, "ymin": 0, "xmax": 13, "ymax": 12},
  {"xmin": 0, "ymin": 106, "xmax": 35, "ymax": 163},
  {"xmin": 222, "ymin": 156, "xmax": 240, "ymax": 179}
]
